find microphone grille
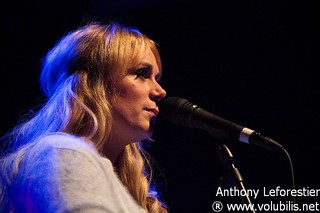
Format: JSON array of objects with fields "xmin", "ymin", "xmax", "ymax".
[{"xmin": 159, "ymin": 96, "xmax": 195, "ymax": 126}]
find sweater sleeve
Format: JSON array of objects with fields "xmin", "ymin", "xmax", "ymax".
[{"xmin": 11, "ymin": 134, "xmax": 146, "ymax": 213}]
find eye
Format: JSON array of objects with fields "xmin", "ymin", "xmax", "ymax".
[{"xmin": 135, "ymin": 67, "xmax": 150, "ymax": 79}]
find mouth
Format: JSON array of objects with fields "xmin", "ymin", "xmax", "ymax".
[{"xmin": 145, "ymin": 108, "xmax": 159, "ymax": 117}]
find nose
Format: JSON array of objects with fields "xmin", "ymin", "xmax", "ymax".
[{"xmin": 150, "ymin": 81, "xmax": 167, "ymax": 103}]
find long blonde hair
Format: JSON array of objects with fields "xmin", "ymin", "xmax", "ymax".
[{"xmin": 0, "ymin": 21, "xmax": 167, "ymax": 212}]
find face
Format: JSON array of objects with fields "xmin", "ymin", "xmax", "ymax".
[{"xmin": 110, "ymin": 48, "xmax": 166, "ymax": 146}]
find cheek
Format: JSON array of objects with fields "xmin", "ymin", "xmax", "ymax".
[
  {"xmin": 118, "ymin": 82, "xmax": 146, "ymax": 100},
  {"xmin": 113, "ymin": 85, "xmax": 142, "ymax": 114}
]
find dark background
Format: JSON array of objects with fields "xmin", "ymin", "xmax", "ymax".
[{"xmin": 1, "ymin": 1, "xmax": 317, "ymax": 212}]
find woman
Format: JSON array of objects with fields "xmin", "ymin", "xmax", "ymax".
[{"xmin": 0, "ymin": 21, "xmax": 168, "ymax": 212}]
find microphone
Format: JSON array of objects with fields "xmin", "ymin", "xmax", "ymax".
[{"xmin": 159, "ymin": 96, "xmax": 283, "ymax": 152}]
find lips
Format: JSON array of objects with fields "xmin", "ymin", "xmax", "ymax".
[{"xmin": 145, "ymin": 108, "xmax": 159, "ymax": 117}]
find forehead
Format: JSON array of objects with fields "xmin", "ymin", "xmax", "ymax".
[{"xmin": 142, "ymin": 48, "xmax": 157, "ymax": 64}]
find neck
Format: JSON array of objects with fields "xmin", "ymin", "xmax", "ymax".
[{"xmin": 102, "ymin": 141, "xmax": 124, "ymax": 165}]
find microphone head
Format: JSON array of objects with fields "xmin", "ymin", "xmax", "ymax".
[{"xmin": 159, "ymin": 96, "xmax": 196, "ymax": 127}]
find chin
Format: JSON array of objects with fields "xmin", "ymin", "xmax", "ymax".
[{"xmin": 134, "ymin": 120, "xmax": 156, "ymax": 141}]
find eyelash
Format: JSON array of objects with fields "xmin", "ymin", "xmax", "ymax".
[
  {"xmin": 135, "ymin": 68, "xmax": 150, "ymax": 79},
  {"xmin": 133, "ymin": 67, "xmax": 161, "ymax": 83}
]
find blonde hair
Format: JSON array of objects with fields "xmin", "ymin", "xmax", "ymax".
[{"xmin": 0, "ymin": 21, "xmax": 167, "ymax": 212}]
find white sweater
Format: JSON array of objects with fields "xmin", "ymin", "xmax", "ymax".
[{"xmin": 7, "ymin": 133, "xmax": 147, "ymax": 213}]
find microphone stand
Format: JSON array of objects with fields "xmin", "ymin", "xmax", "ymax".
[{"xmin": 216, "ymin": 143, "xmax": 256, "ymax": 213}]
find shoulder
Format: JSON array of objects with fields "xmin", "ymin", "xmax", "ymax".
[
  {"xmin": 28, "ymin": 133, "xmax": 106, "ymax": 162},
  {"xmin": 18, "ymin": 132, "xmax": 115, "ymax": 186},
  {"xmin": 5, "ymin": 133, "xmax": 147, "ymax": 213},
  {"xmin": 8, "ymin": 134, "xmax": 143, "ymax": 212},
  {"xmin": 35, "ymin": 132, "xmax": 98, "ymax": 155},
  {"xmin": 22, "ymin": 132, "xmax": 114, "ymax": 174}
]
